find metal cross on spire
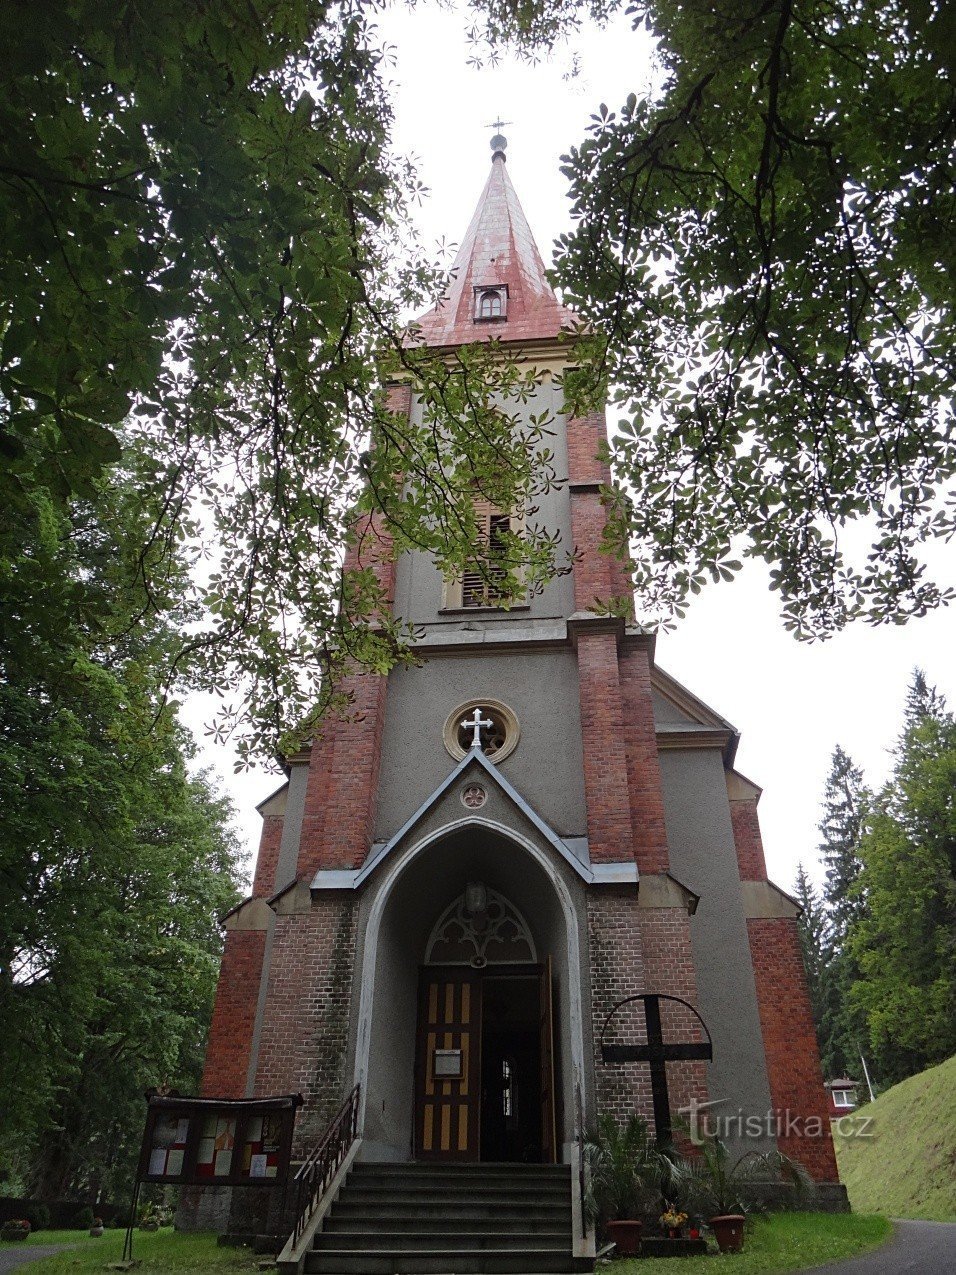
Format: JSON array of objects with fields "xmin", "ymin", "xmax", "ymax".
[
  {"xmin": 486, "ymin": 118, "xmax": 512, "ymax": 133},
  {"xmin": 462, "ymin": 707, "xmax": 494, "ymax": 749}
]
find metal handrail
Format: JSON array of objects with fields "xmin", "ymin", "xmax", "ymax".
[{"xmin": 290, "ymin": 1084, "xmax": 360, "ymax": 1248}]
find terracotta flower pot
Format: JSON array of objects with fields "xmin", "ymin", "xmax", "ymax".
[
  {"xmin": 90, "ymin": 1226, "xmax": 104, "ymax": 1237},
  {"xmin": 606, "ymin": 1219, "xmax": 643, "ymax": 1255},
  {"xmin": 710, "ymin": 1213, "xmax": 746, "ymax": 1253}
]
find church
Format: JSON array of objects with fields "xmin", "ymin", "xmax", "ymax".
[{"xmin": 196, "ymin": 137, "xmax": 843, "ymax": 1270}]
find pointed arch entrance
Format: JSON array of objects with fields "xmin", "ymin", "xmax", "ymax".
[
  {"xmin": 414, "ymin": 884, "xmax": 555, "ymax": 1163},
  {"xmin": 352, "ymin": 819, "xmax": 587, "ymax": 1166}
]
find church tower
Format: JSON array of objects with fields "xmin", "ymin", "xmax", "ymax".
[{"xmin": 199, "ymin": 138, "xmax": 843, "ymax": 1257}]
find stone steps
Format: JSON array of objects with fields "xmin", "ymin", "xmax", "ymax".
[
  {"xmin": 306, "ymin": 1161, "xmax": 589, "ymax": 1275},
  {"xmin": 305, "ymin": 1249, "xmax": 589, "ymax": 1274}
]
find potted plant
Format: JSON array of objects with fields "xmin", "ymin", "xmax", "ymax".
[
  {"xmin": 1, "ymin": 1219, "xmax": 31, "ymax": 1243},
  {"xmin": 674, "ymin": 1135, "xmax": 810, "ymax": 1253},
  {"xmin": 90, "ymin": 1217, "xmax": 104, "ymax": 1237},
  {"xmin": 583, "ymin": 1114, "xmax": 668, "ymax": 1256}
]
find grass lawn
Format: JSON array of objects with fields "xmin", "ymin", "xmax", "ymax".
[
  {"xmin": 834, "ymin": 1053, "xmax": 956, "ymax": 1222},
  {"xmin": 613, "ymin": 1212, "xmax": 892, "ymax": 1273},
  {"xmin": 14, "ymin": 1228, "xmax": 258, "ymax": 1273},
  {"xmin": 10, "ymin": 1213, "xmax": 891, "ymax": 1274}
]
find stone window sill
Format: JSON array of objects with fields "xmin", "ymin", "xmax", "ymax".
[{"xmin": 438, "ymin": 605, "xmax": 531, "ymax": 615}]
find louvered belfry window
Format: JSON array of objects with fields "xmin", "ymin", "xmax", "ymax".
[
  {"xmin": 461, "ymin": 502, "xmax": 512, "ymax": 607},
  {"xmin": 443, "ymin": 499, "xmax": 527, "ymax": 609}
]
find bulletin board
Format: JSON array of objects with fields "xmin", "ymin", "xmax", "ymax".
[{"xmin": 136, "ymin": 1093, "xmax": 302, "ymax": 1187}]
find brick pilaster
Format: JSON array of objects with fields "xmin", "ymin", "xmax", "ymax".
[
  {"xmin": 252, "ymin": 812, "xmax": 284, "ymax": 898},
  {"xmin": 619, "ymin": 644, "xmax": 671, "ymax": 874},
  {"xmin": 201, "ymin": 929, "xmax": 267, "ymax": 1098},
  {"xmin": 295, "ymin": 384, "xmax": 410, "ymax": 878},
  {"xmin": 575, "ymin": 631, "xmax": 633, "ymax": 863},
  {"xmin": 747, "ymin": 917, "xmax": 839, "ymax": 1180},
  {"xmin": 730, "ymin": 794, "xmax": 769, "ymax": 880},
  {"xmin": 587, "ymin": 891, "xmax": 653, "ymax": 1126},
  {"xmin": 568, "ymin": 411, "xmax": 615, "ymax": 612}
]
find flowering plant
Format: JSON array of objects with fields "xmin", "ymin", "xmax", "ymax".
[{"xmin": 660, "ymin": 1204, "xmax": 688, "ymax": 1230}]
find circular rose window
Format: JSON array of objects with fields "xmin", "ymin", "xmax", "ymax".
[
  {"xmin": 460, "ymin": 784, "xmax": 487, "ymax": 809},
  {"xmin": 444, "ymin": 698, "xmax": 520, "ymax": 763}
]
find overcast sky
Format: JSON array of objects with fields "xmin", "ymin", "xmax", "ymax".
[{"xmin": 184, "ymin": 4, "xmax": 954, "ymax": 894}]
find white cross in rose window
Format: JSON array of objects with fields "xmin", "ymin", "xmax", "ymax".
[{"xmin": 462, "ymin": 706, "xmax": 494, "ymax": 749}]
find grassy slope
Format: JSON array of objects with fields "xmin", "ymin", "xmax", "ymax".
[
  {"xmin": 616, "ymin": 1213, "xmax": 891, "ymax": 1274},
  {"xmin": 833, "ymin": 1054, "xmax": 956, "ymax": 1222},
  {"xmin": 20, "ymin": 1228, "xmax": 255, "ymax": 1273}
]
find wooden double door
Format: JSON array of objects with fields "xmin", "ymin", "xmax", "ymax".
[{"xmin": 414, "ymin": 961, "xmax": 557, "ymax": 1162}]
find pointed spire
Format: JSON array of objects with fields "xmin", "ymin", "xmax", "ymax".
[{"xmin": 412, "ymin": 143, "xmax": 575, "ymax": 348}]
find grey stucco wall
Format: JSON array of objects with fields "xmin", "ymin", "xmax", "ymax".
[
  {"xmin": 275, "ymin": 761, "xmax": 308, "ymax": 887},
  {"xmin": 392, "ymin": 379, "xmax": 576, "ymax": 629},
  {"xmin": 651, "ymin": 688, "xmax": 697, "ymax": 725},
  {"xmin": 374, "ymin": 648, "xmax": 587, "ymax": 841},
  {"xmin": 658, "ymin": 748, "xmax": 777, "ymax": 1154}
]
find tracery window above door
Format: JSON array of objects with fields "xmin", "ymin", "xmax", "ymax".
[{"xmin": 425, "ymin": 885, "xmax": 537, "ymax": 968}]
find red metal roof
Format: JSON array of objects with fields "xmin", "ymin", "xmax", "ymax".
[{"xmin": 411, "ymin": 152, "xmax": 576, "ymax": 348}]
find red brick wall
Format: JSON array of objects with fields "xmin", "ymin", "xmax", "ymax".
[
  {"xmin": 730, "ymin": 799, "xmax": 768, "ymax": 880},
  {"xmin": 201, "ymin": 929, "xmax": 267, "ymax": 1098},
  {"xmin": 252, "ymin": 813, "xmax": 284, "ymax": 898},
  {"xmin": 576, "ymin": 633, "xmax": 633, "ymax": 863},
  {"xmin": 587, "ymin": 891, "xmax": 654, "ymax": 1126},
  {"xmin": 587, "ymin": 893, "xmax": 708, "ymax": 1137},
  {"xmin": 253, "ymin": 898, "xmax": 357, "ymax": 1147},
  {"xmin": 747, "ymin": 917, "xmax": 839, "ymax": 1181},
  {"xmin": 619, "ymin": 646, "xmax": 671, "ymax": 874},
  {"xmin": 638, "ymin": 907, "xmax": 710, "ymax": 1130}
]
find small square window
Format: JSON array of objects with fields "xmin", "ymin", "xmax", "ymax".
[{"xmin": 474, "ymin": 286, "xmax": 507, "ymax": 322}]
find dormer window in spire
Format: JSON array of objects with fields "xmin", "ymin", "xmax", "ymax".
[{"xmin": 474, "ymin": 285, "xmax": 508, "ymax": 323}]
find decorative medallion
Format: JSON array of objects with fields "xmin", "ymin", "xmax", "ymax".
[{"xmin": 460, "ymin": 783, "xmax": 487, "ymax": 810}]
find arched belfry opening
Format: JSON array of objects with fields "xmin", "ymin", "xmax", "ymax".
[{"xmin": 354, "ymin": 822, "xmax": 586, "ymax": 1166}]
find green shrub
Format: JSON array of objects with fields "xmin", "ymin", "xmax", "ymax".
[
  {"xmin": 25, "ymin": 1204, "xmax": 50, "ymax": 1231},
  {"xmin": 71, "ymin": 1206, "xmax": 94, "ymax": 1229}
]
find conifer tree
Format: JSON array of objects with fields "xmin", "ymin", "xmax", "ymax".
[
  {"xmin": 794, "ymin": 863, "xmax": 827, "ymax": 1030},
  {"xmin": 809, "ymin": 747, "xmax": 870, "ymax": 1077},
  {"xmin": 818, "ymin": 746, "xmax": 868, "ymax": 941},
  {"xmin": 848, "ymin": 672, "xmax": 956, "ymax": 1085}
]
